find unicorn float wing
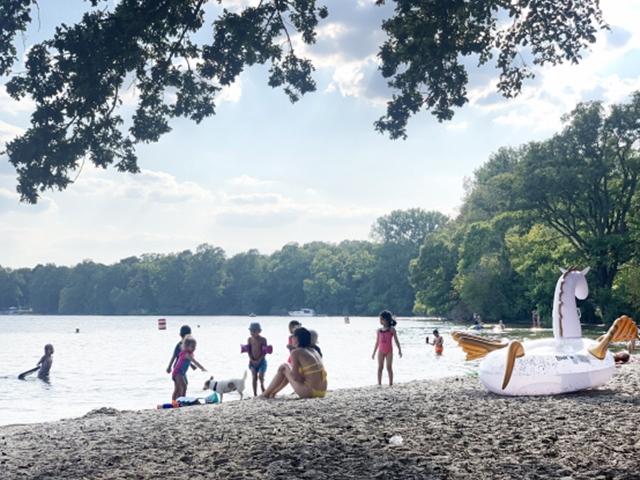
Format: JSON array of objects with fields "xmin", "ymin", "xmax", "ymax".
[{"xmin": 453, "ymin": 268, "xmax": 638, "ymax": 396}]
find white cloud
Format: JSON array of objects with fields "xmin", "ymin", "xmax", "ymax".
[
  {"xmin": 219, "ymin": 0, "xmax": 260, "ymax": 11},
  {"xmin": 446, "ymin": 121, "xmax": 469, "ymax": 131},
  {"xmin": 212, "ymin": 200, "xmax": 384, "ymax": 229},
  {"xmin": 72, "ymin": 168, "xmax": 214, "ymax": 204},
  {"xmin": 226, "ymin": 174, "xmax": 274, "ymax": 188},
  {"xmin": 0, "ymin": 185, "xmax": 57, "ymax": 216},
  {"xmin": 0, "ymin": 87, "xmax": 35, "ymax": 116},
  {"xmin": 0, "ymin": 120, "xmax": 24, "ymax": 145},
  {"xmin": 225, "ymin": 192, "xmax": 284, "ymax": 205},
  {"xmin": 330, "ymin": 61, "xmax": 366, "ymax": 98},
  {"xmin": 0, "ymin": 165, "xmax": 389, "ymax": 266},
  {"xmin": 217, "ymin": 79, "xmax": 242, "ymax": 104},
  {"xmin": 317, "ymin": 22, "xmax": 349, "ymax": 41}
]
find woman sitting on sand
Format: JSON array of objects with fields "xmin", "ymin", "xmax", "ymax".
[{"xmin": 262, "ymin": 327, "xmax": 327, "ymax": 399}]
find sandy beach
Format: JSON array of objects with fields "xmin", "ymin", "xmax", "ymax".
[{"xmin": 2, "ymin": 364, "xmax": 639, "ymax": 480}]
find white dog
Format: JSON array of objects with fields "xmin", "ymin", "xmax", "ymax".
[{"xmin": 203, "ymin": 371, "xmax": 247, "ymax": 402}]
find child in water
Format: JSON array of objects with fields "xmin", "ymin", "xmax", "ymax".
[
  {"xmin": 371, "ymin": 310, "xmax": 402, "ymax": 386},
  {"xmin": 37, "ymin": 344, "xmax": 54, "ymax": 380},
  {"xmin": 172, "ymin": 336, "xmax": 207, "ymax": 400},
  {"xmin": 426, "ymin": 329, "xmax": 444, "ymax": 355},
  {"xmin": 18, "ymin": 344, "xmax": 54, "ymax": 381},
  {"xmin": 247, "ymin": 322, "xmax": 268, "ymax": 396}
]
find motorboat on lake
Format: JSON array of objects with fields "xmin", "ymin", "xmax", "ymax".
[{"xmin": 288, "ymin": 308, "xmax": 316, "ymax": 317}]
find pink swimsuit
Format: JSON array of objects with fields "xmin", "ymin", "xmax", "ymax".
[
  {"xmin": 172, "ymin": 350, "xmax": 191, "ymax": 378},
  {"xmin": 377, "ymin": 329, "xmax": 394, "ymax": 354}
]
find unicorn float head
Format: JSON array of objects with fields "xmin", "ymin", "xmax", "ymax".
[
  {"xmin": 552, "ymin": 267, "xmax": 590, "ymax": 339},
  {"xmin": 452, "ymin": 266, "xmax": 638, "ymax": 395}
]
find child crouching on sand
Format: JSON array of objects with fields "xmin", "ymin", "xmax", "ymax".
[
  {"xmin": 172, "ymin": 336, "xmax": 207, "ymax": 400},
  {"xmin": 372, "ymin": 310, "xmax": 402, "ymax": 386}
]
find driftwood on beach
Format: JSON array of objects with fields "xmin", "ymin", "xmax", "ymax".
[{"xmin": 1, "ymin": 365, "xmax": 639, "ymax": 479}]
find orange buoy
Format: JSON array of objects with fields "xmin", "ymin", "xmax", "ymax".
[{"xmin": 158, "ymin": 318, "xmax": 167, "ymax": 330}]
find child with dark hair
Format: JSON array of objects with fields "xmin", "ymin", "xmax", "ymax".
[
  {"xmin": 372, "ymin": 310, "xmax": 402, "ymax": 386},
  {"xmin": 309, "ymin": 329, "xmax": 322, "ymax": 357},
  {"xmin": 426, "ymin": 329, "xmax": 444, "ymax": 355},
  {"xmin": 166, "ymin": 325, "xmax": 195, "ymax": 374},
  {"xmin": 172, "ymin": 336, "xmax": 207, "ymax": 400},
  {"xmin": 37, "ymin": 344, "xmax": 54, "ymax": 380},
  {"xmin": 287, "ymin": 320, "xmax": 302, "ymax": 362},
  {"xmin": 18, "ymin": 344, "xmax": 55, "ymax": 381}
]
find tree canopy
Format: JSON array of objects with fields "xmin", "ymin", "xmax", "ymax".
[
  {"xmin": 1, "ymin": 0, "xmax": 607, "ymax": 202},
  {"xmin": 412, "ymin": 93, "xmax": 640, "ymax": 324},
  {"xmin": 0, "ymin": 210, "xmax": 437, "ymax": 315}
]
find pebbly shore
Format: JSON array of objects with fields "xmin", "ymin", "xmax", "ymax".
[{"xmin": 1, "ymin": 364, "xmax": 639, "ymax": 480}]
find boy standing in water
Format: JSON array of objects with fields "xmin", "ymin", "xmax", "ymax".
[
  {"xmin": 18, "ymin": 344, "xmax": 54, "ymax": 380},
  {"xmin": 37, "ymin": 344, "xmax": 54, "ymax": 380},
  {"xmin": 247, "ymin": 322, "xmax": 268, "ymax": 396},
  {"xmin": 426, "ymin": 329, "xmax": 444, "ymax": 355}
]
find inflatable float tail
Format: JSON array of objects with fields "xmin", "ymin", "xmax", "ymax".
[
  {"xmin": 452, "ymin": 331, "xmax": 508, "ymax": 360},
  {"xmin": 589, "ymin": 315, "xmax": 638, "ymax": 360},
  {"xmin": 502, "ymin": 341, "xmax": 525, "ymax": 390}
]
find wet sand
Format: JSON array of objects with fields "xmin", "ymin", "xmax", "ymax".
[{"xmin": 2, "ymin": 364, "xmax": 639, "ymax": 479}]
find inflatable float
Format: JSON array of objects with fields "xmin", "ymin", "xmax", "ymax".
[
  {"xmin": 241, "ymin": 344, "xmax": 273, "ymax": 354},
  {"xmin": 453, "ymin": 267, "xmax": 638, "ymax": 396}
]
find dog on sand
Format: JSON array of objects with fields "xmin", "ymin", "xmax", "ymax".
[{"xmin": 203, "ymin": 371, "xmax": 247, "ymax": 402}]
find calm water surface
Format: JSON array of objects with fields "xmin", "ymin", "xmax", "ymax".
[{"xmin": 0, "ymin": 315, "xmax": 554, "ymax": 426}]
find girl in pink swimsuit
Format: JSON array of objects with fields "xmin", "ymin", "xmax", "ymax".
[
  {"xmin": 371, "ymin": 310, "xmax": 402, "ymax": 386},
  {"xmin": 171, "ymin": 336, "xmax": 207, "ymax": 400}
]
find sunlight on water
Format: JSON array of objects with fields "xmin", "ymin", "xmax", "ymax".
[{"xmin": 0, "ymin": 315, "xmax": 554, "ymax": 426}]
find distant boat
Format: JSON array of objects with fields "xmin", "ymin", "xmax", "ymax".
[
  {"xmin": 249, "ymin": 313, "xmax": 256, "ymax": 318},
  {"xmin": 0, "ymin": 307, "xmax": 33, "ymax": 315},
  {"xmin": 288, "ymin": 308, "xmax": 316, "ymax": 317}
]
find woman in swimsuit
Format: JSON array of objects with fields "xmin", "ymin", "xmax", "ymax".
[
  {"xmin": 262, "ymin": 327, "xmax": 327, "ymax": 399},
  {"xmin": 372, "ymin": 310, "xmax": 402, "ymax": 386}
]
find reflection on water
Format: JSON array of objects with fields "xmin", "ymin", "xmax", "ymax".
[{"xmin": 0, "ymin": 315, "xmax": 593, "ymax": 426}]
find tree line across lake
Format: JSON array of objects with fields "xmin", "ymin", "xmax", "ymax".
[{"xmin": 2, "ymin": 95, "xmax": 640, "ymax": 324}]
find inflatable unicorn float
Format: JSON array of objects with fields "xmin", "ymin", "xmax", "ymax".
[{"xmin": 453, "ymin": 267, "xmax": 638, "ymax": 395}]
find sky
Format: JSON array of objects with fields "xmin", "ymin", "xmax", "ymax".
[{"xmin": 1, "ymin": 0, "xmax": 640, "ymax": 268}]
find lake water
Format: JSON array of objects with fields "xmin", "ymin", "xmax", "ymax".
[{"xmin": 0, "ymin": 315, "xmax": 552, "ymax": 426}]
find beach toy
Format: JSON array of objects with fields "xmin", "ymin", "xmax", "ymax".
[
  {"xmin": 176, "ymin": 396, "xmax": 200, "ymax": 407},
  {"xmin": 453, "ymin": 267, "xmax": 638, "ymax": 396},
  {"xmin": 241, "ymin": 344, "xmax": 250, "ymax": 353},
  {"xmin": 156, "ymin": 399, "xmax": 180, "ymax": 409},
  {"xmin": 205, "ymin": 392, "xmax": 219, "ymax": 404},
  {"xmin": 158, "ymin": 318, "xmax": 166, "ymax": 330},
  {"xmin": 17, "ymin": 366, "xmax": 39, "ymax": 380}
]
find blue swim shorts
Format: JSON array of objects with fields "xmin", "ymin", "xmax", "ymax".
[{"xmin": 249, "ymin": 358, "xmax": 267, "ymax": 375}]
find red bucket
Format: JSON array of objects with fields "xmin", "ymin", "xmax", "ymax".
[{"xmin": 158, "ymin": 318, "xmax": 167, "ymax": 330}]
